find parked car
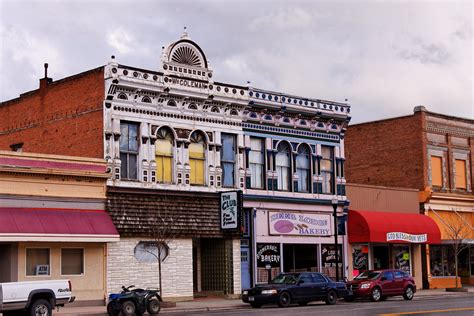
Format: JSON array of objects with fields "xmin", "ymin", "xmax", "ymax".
[
  {"xmin": 0, "ymin": 279, "xmax": 75, "ymax": 316},
  {"xmin": 241, "ymin": 272, "xmax": 350, "ymax": 308},
  {"xmin": 345, "ymin": 269, "xmax": 416, "ymax": 302}
]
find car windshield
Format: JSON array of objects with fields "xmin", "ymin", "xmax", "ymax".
[
  {"xmin": 355, "ymin": 271, "xmax": 381, "ymax": 280},
  {"xmin": 271, "ymin": 274, "xmax": 298, "ymax": 284}
]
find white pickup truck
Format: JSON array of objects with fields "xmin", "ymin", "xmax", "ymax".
[{"xmin": 0, "ymin": 280, "xmax": 75, "ymax": 316}]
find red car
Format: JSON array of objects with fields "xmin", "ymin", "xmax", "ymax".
[{"xmin": 345, "ymin": 269, "xmax": 416, "ymax": 302}]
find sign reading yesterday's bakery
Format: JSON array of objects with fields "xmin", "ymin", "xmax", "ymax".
[{"xmin": 269, "ymin": 211, "xmax": 331, "ymax": 236}]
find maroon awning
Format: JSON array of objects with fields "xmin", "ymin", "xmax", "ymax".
[{"xmin": 0, "ymin": 207, "xmax": 119, "ymax": 242}]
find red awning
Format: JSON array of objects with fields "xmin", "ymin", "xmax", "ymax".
[
  {"xmin": 348, "ymin": 210, "xmax": 441, "ymax": 244},
  {"xmin": 0, "ymin": 207, "xmax": 119, "ymax": 242}
]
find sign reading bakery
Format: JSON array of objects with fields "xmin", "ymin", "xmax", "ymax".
[{"xmin": 269, "ymin": 211, "xmax": 331, "ymax": 236}]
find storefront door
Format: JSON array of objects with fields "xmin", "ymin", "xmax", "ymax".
[
  {"xmin": 373, "ymin": 245, "xmax": 389, "ymax": 270},
  {"xmin": 283, "ymin": 244, "xmax": 318, "ymax": 273}
]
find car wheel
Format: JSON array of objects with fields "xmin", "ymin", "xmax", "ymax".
[
  {"xmin": 325, "ymin": 290, "xmax": 337, "ymax": 305},
  {"xmin": 298, "ymin": 301, "xmax": 309, "ymax": 306},
  {"xmin": 121, "ymin": 300, "xmax": 136, "ymax": 316},
  {"xmin": 344, "ymin": 296, "xmax": 355, "ymax": 302},
  {"xmin": 278, "ymin": 291, "xmax": 292, "ymax": 307},
  {"xmin": 29, "ymin": 299, "xmax": 52, "ymax": 316},
  {"xmin": 107, "ymin": 302, "xmax": 119, "ymax": 316},
  {"xmin": 370, "ymin": 287, "xmax": 382, "ymax": 302},
  {"xmin": 250, "ymin": 303, "xmax": 262, "ymax": 308},
  {"xmin": 147, "ymin": 298, "xmax": 161, "ymax": 315},
  {"xmin": 403, "ymin": 286, "xmax": 414, "ymax": 300}
]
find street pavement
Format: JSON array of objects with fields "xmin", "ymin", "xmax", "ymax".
[
  {"xmin": 49, "ymin": 289, "xmax": 474, "ymax": 316},
  {"xmin": 168, "ymin": 296, "xmax": 474, "ymax": 316}
]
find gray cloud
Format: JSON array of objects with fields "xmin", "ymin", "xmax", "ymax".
[{"xmin": 0, "ymin": 0, "xmax": 472, "ymax": 123}]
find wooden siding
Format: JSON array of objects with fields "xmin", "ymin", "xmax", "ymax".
[{"xmin": 106, "ymin": 187, "xmax": 238, "ymax": 238}]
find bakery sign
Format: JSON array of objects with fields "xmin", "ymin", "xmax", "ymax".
[
  {"xmin": 387, "ymin": 232, "xmax": 427, "ymax": 243},
  {"xmin": 220, "ymin": 190, "xmax": 242, "ymax": 230},
  {"xmin": 269, "ymin": 211, "xmax": 331, "ymax": 236}
]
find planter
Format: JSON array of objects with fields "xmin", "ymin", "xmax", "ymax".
[{"xmin": 446, "ymin": 287, "xmax": 469, "ymax": 292}]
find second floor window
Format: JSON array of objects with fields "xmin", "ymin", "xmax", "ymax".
[
  {"xmin": 455, "ymin": 159, "xmax": 467, "ymax": 189},
  {"xmin": 296, "ymin": 145, "xmax": 311, "ymax": 193},
  {"xmin": 431, "ymin": 156, "xmax": 443, "ymax": 187},
  {"xmin": 276, "ymin": 142, "xmax": 291, "ymax": 191},
  {"xmin": 221, "ymin": 133, "xmax": 236, "ymax": 187},
  {"xmin": 321, "ymin": 146, "xmax": 334, "ymax": 194},
  {"xmin": 155, "ymin": 127, "xmax": 174, "ymax": 183},
  {"xmin": 249, "ymin": 137, "xmax": 264, "ymax": 189},
  {"xmin": 120, "ymin": 122, "xmax": 139, "ymax": 180},
  {"xmin": 189, "ymin": 131, "xmax": 206, "ymax": 185}
]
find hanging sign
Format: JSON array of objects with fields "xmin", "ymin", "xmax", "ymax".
[
  {"xmin": 269, "ymin": 211, "xmax": 331, "ymax": 236},
  {"xmin": 386, "ymin": 232, "xmax": 427, "ymax": 243},
  {"xmin": 220, "ymin": 190, "xmax": 242, "ymax": 230}
]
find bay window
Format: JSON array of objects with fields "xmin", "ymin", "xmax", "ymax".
[
  {"xmin": 120, "ymin": 122, "xmax": 139, "ymax": 180},
  {"xmin": 296, "ymin": 145, "xmax": 311, "ymax": 192},
  {"xmin": 276, "ymin": 142, "xmax": 291, "ymax": 191},
  {"xmin": 221, "ymin": 133, "xmax": 236, "ymax": 187},
  {"xmin": 249, "ymin": 137, "xmax": 264, "ymax": 189},
  {"xmin": 155, "ymin": 127, "xmax": 174, "ymax": 183},
  {"xmin": 321, "ymin": 146, "xmax": 334, "ymax": 194}
]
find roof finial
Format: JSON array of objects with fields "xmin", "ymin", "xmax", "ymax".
[{"xmin": 181, "ymin": 26, "xmax": 189, "ymax": 39}]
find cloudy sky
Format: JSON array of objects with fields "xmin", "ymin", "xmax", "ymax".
[{"xmin": 0, "ymin": 0, "xmax": 472, "ymax": 123}]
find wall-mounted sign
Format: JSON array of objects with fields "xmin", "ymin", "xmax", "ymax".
[
  {"xmin": 256, "ymin": 243, "xmax": 281, "ymax": 268},
  {"xmin": 269, "ymin": 211, "xmax": 331, "ymax": 236},
  {"xmin": 386, "ymin": 232, "xmax": 427, "ymax": 243},
  {"xmin": 36, "ymin": 265, "xmax": 49, "ymax": 275},
  {"xmin": 220, "ymin": 191, "xmax": 242, "ymax": 230},
  {"xmin": 165, "ymin": 77, "xmax": 208, "ymax": 89}
]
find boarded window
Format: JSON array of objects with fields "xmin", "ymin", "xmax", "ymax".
[
  {"xmin": 155, "ymin": 128, "xmax": 174, "ymax": 183},
  {"xmin": 221, "ymin": 134, "xmax": 236, "ymax": 187},
  {"xmin": 61, "ymin": 248, "xmax": 84, "ymax": 275},
  {"xmin": 249, "ymin": 137, "xmax": 264, "ymax": 189},
  {"xmin": 26, "ymin": 248, "xmax": 50, "ymax": 276},
  {"xmin": 431, "ymin": 156, "xmax": 443, "ymax": 187},
  {"xmin": 455, "ymin": 159, "xmax": 467, "ymax": 189},
  {"xmin": 189, "ymin": 142, "xmax": 205, "ymax": 185}
]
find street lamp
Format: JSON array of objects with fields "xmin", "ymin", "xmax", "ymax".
[{"xmin": 331, "ymin": 196, "xmax": 339, "ymax": 282}]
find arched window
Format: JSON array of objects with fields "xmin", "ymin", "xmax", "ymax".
[
  {"xmin": 167, "ymin": 100, "xmax": 177, "ymax": 107},
  {"xmin": 142, "ymin": 96, "xmax": 152, "ymax": 103},
  {"xmin": 155, "ymin": 127, "xmax": 174, "ymax": 183},
  {"xmin": 189, "ymin": 131, "xmax": 206, "ymax": 185},
  {"xmin": 188, "ymin": 103, "xmax": 198, "ymax": 110},
  {"xmin": 296, "ymin": 145, "xmax": 311, "ymax": 193},
  {"xmin": 276, "ymin": 142, "xmax": 291, "ymax": 191},
  {"xmin": 118, "ymin": 93, "xmax": 128, "ymax": 100}
]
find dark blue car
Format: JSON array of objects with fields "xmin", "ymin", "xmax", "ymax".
[{"xmin": 242, "ymin": 272, "xmax": 350, "ymax": 308}]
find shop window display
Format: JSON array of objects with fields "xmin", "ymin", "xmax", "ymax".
[
  {"xmin": 430, "ymin": 245, "xmax": 455, "ymax": 276},
  {"xmin": 393, "ymin": 245, "xmax": 410, "ymax": 273},
  {"xmin": 352, "ymin": 245, "xmax": 368, "ymax": 277},
  {"xmin": 283, "ymin": 244, "xmax": 318, "ymax": 273},
  {"xmin": 321, "ymin": 244, "xmax": 343, "ymax": 279}
]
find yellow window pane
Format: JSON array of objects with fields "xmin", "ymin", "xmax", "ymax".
[
  {"xmin": 431, "ymin": 156, "xmax": 443, "ymax": 187},
  {"xmin": 455, "ymin": 159, "xmax": 467, "ymax": 189},
  {"xmin": 189, "ymin": 143, "xmax": 205, "ymax": 159},
  {"xmin": 156, "ymin": 139, "xmax": 173, "ymax": 155},
  {"xmin": 190, "ymin": 158, "xmax": 204, "ymax": 185},
  {"xmin": 156, "ymin": 156, "xmax": 172, "ymax": 183}
]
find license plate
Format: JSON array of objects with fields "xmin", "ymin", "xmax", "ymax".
[{"xmin": 249, "ymin": 296, "xmax": 255, "ymax": 301}]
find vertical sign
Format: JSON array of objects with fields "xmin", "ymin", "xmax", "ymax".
[{"xmin": 220, "ymin": 190, "xmax": 242, "ymax": 230}]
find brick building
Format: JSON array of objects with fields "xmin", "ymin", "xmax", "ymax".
[{"xmin": 345, "ymin": 106, "xmax": 474, "ymax": 289}]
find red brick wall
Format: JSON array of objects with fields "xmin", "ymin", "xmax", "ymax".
[
  {"xmin": 345, "ymin": 113, "xmax": 426, "ymax": 190},
  {"xmin": 0, "ymin": 68, "xmax": 105, "ymax": 158}
]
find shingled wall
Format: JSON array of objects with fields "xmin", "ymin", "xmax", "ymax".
[{"xmin": 106, "ymin": 187, "xmax": 239, "ymax": 238}]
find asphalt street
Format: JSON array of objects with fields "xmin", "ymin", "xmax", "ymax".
[{"xmin": 164, "ymin": 296, "xmax": 474, "ymax": 316}]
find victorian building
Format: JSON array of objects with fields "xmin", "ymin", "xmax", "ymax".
[
  {"xmin": 345, "ymin": 106, "xmax": 474, "ymax": 289},
  {"xmin": 241, "ymin": 89, "xmax": 351, "ymax": 287},
  {"xmin": 0, "ymin": 32, "xmax": 351, "ymax": 299}
]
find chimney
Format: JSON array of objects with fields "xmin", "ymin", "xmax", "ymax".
[{"xmin": 39, "ymin": 63, "xmax": 53, "ymax": 89}]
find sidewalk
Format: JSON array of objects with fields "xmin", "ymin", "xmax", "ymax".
[{"xmin": 54, "ymin": 288, "xmax": 474, "ymax": 315}]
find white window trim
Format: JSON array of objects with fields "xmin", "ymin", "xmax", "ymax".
[{"xmin": 25, "ymin": 247, "xmax": 51, "ymax": 277}]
